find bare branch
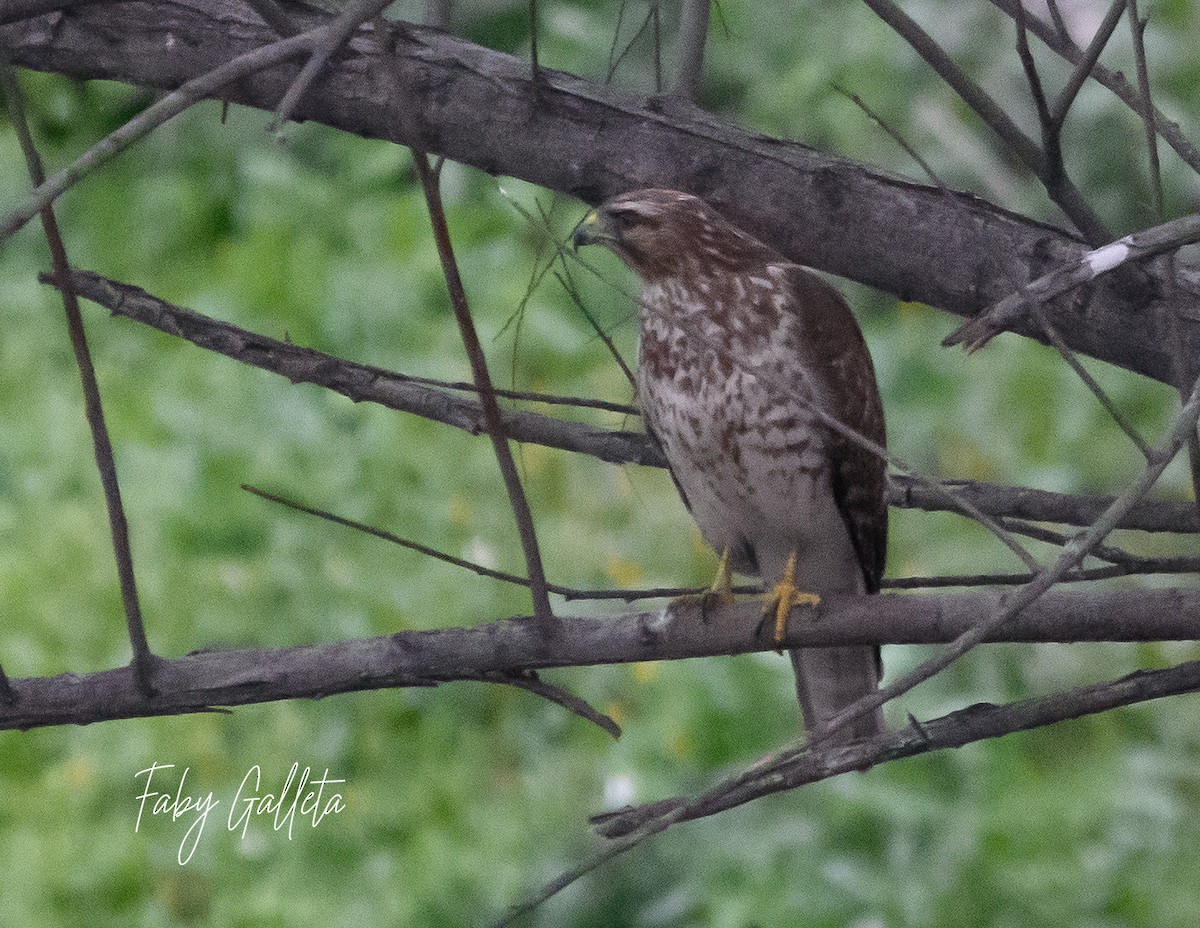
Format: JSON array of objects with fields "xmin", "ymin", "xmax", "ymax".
[
  {"xmin": 244, "ymin": 483, "xmax": 1199, "ymax": 600},
  {"xmin": 270, "ymin": 0, "xmax": 393, "ymax": 133},
  {"xmin": 495, "ymin": 657, "xmax": 1200, "ymax": 922},
  {"xmin": 1029, "ymin": 303, "xmax": 1153, "ymax": 459},
  {"xmin": 831, "ymin": 82, "xmax": 945, "ymax": 187},
  {"xmin": 411, "ymin": 151, "xmax": 555, "ymax": 625},
  {"xmin": 0, "ymin": 60, "xmax": 155, "ymax": 695},
  {"xmin": 859, "ymin": 0, "xmax": 1112, "ymax": 244},
  {"xmin": 5, "ymin": 1, "xmax": 1192, "ymax": 384},
  {"xmin": 6, "ymin": 588, "xmax": 1200, "ymax": 731},
  {"xmin": 987, "ymin": 0, "xmax": 1200, "ymax": 176},
  {"xmin": 1126, "ymin": 0, "xmax": 1163, "ymax": 217},
  {"xmin": 673, "ymin": 0, "xmax": 709, "ymax": 100},
  {"xmin": 0, "ymin": 27, "xmax": 322, "ymax": 241},
  {"xmin": 945, "ymin": 212, "xmax": 1200, "ymax": 350},
  {"xmin": 475, "ymin": 669, "xmax": 620, "ymax": 738},
  {"xmin": 1048, "ymin": 0, "xmax": 1126, "ymax": 129},
  {"xmin": 585, "ymin": 657, "xmax": 1200, "ymax": 841},
  {"xmin": 48, "ymin": 269, "xmax": 1200, "ymax": 536}
]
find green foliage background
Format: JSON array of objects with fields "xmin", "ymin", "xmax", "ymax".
[{"xmin": 2, "ymin": 1, "xmax": 1199, "ymax": 925}]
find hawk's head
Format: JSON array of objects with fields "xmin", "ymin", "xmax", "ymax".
[{"xmin": 573, "ymin": 188, "xmax": 772, "ymax": 281}]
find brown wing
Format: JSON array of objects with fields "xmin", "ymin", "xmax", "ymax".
[{"xmin": 783, "ymin": 266, "xmax": 888, "ymax": 593}]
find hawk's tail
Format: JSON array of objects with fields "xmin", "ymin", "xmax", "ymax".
[{"xmin": 790, "ymin": 646, "xmax": 883, "ymax": 744}]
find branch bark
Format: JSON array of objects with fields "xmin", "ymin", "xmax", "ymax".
[
  {"xmin": 4, "ymin": 586, "xmax": 1200, "ymax": 731},
  {"xmin": 3, "ymin": 0, "xmax": 1196, "ymax": 386},
  {"xmin": 52, "ymin": 269, "xmax": 1200, "ymax": 535}
]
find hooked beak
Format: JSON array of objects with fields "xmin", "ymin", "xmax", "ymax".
[{"xmin": 573, "ymin": 208, "xmax": 616, "ymax": 250}]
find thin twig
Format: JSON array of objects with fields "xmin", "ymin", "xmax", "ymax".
[
  {"xmin": 1126, "ymin": 0, "xmax": 1163, "ymax": 219},
  {"xmin": 246, "ymin": 482, "xmax": 1200, "ymax": 597},
  {"xmin": 269, "ymin": 0, "xmax": 392, "ymax": 134},
  {"xmin": 366, "ymin": 16, "xmax": 555, "ymax": 626},
  {"xmin": 1029, "ymin": 303, "xmax": 1154, "ymax": 459},
  {"xmin": 411, "ymin": 152, "xmax": 555, "ymax": 626},
  {"xmin": 1014, "ymin": 3, "xmax": 1060, "ymax": 183},
  {"xmin": 0, "ymin": 28, "xmax": 322, "ymax": 241},
  {"xmin": 472, "ymin": 669, "xmax": 620, "ymax": 738},
  {"xmin": 0, "ymin": 60, "xmax": 155, "ymax": 695},
  {"xmin": 860, "ymin": 0, "xmax": 1112, "ymax": 244},
  {"xmin": 830, "ymin": 83, "xmax": 945, "ymax": 187},
  {"xmin": 1044, "ymin": 0, "xmax": 1069, "ymax": 41},
  {"xmin": 554, "ymin": 268, "xmax": 637, "ymax": 389},
  {"xmin": 1048, "ymin": 0, "xmax": 1127, "ymax": 129},
  {"xmin": 243, "ymin": 484, "xmax": 692, "ymax": 601},
  {"xmin": 1123, "ymin": 0, "xmax": 1200, "ymax": 524},
  {"xmin": 605, "ymin": 2, "xmax": 656, "ymax": 85},
  {"xmin": 986, "ymin": 0, "xmax": 1200, "ymax": 174}
]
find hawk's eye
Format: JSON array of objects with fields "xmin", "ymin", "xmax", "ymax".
[{"xmin": 610, "ymin": 207, "xmax": 656, "ymax": 232}]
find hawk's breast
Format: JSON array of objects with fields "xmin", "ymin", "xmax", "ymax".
[{"xmin": 637, "ymin": 270, "xmax": 838, "ymax": 574}]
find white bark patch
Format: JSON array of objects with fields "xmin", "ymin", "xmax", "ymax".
[{"xmin": 1085, "ymin": 240, "xmax": 1131, "ymax": 276}]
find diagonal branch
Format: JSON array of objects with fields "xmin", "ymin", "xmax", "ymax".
[
  {"xmin": 1048, "ymin": 0, "xmax": 1126, "ymax": 129},
  {"xmin": 3, "ymin": 0, "xmax": 1192, "ymax": 386},
  {"xmin": 269, "ymin": 0, "xmax": 393, "ymax": 133},
  {"xmin": 494, "ymin": 657, "xmax": 1200, "ymax": 924},
  {"xmin": 413, "ymin": 151, "xmax": 555, "ymax": 625},
  {"xmin": 859, "ymin": 0, "xmax": 1113, "ymax": 244},
  {"xmin": 986, "ymin": 0, "xmax": 1200, "ymax": 176},
  {"xmin": 1, "ymin": 61, "xmax": 155, "ymax": 695},
  {"xmin": 0, "ymin": 25, "xmax": 326, "ymax": 241},
  {"xmin": 945, "ymin": 212, "xmax": 1200, "ymax": 350}
]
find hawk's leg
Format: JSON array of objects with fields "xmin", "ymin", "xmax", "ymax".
[
  {"xmin": 674, "ymin": 547, "xmax": 734, "ymax": 623},
  {"xmin": 762, "ymin": 551, "xmax": 821, "ymax": 649},
  {"xmin": 699, "ymin": 547, "xmax": 734, "ymax": 622}
]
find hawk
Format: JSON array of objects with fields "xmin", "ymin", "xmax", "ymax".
[{"xmin": 574, "ymin": 188, "xmax": 888, "ymax": 743}]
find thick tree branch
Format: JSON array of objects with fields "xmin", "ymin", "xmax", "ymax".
[
  {"xmin": 3, "ymin": 0, "xmax": 1195, "ymax": 385},
  {"xmin": 49, "ymin": 269, "xmax": 1200, "ymax": 535},
  {"xmin": 3, "ymin": 587, "xmax": 1200, "ymax": 731}
]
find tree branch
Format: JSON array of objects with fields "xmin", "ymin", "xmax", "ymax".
[
  {"xmin": 944, "ymin": 212, "xmax": 1200, "ymax": 350},
  {"xmin": 1, "ymin": 61, "xmax": 155, "ymax": 694},
  {"xmin": 491, "ymin": 657, "xmax": 1200, "ymax": 925},
  {"xmin": 2, "ymin": 0, "xmax": 1193, "ymax": 385},
  {"xmin": 48, "ymin": 268, "xmax": 1200, "ymax": 536},
  {"xmin": 4, "ymin": 586, "xmax": 1200, "ymax": 731}
]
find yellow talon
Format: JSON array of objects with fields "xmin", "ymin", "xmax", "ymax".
[{"xmin": 764, "ymin": 552, "xmax": 820, "ymax": 647}]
